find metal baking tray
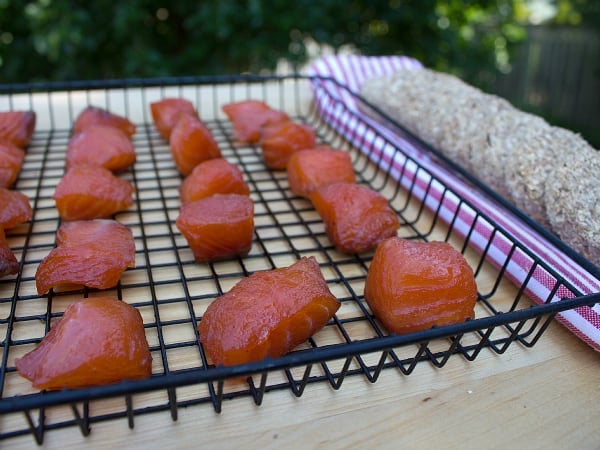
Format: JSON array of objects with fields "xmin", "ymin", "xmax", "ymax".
[{"xmin": 1, "ymin": 75, "xmax": 598, "ymax": 445}]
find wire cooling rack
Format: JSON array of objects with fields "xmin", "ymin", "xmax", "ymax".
[{"xmin": 0, "ymin": 75, "xmax": 598, "ymax": 445}]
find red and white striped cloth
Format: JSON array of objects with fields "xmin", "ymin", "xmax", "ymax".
[{"xmin": 308, "ymin": 55, "xmax": 600, "ymax": 351}]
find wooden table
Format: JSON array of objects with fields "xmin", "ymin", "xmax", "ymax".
[{"xmin": 2, "ymin": 77, "xmax": 599, "ymax": 450}]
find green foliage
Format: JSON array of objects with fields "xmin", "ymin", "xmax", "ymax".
[
  {"xmin": 553, "ymin": 0, "xmax": 600, "ymax": 25},
  {"xmin": 1, "ymin": 0, "xmax": 531, "ymax": 88}
]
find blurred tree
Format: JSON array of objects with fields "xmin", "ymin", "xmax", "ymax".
[
  {"xmin": 1, "ymin": 0, "xmax": 531, "ymax": 88},
  {"xmin": 552, "ymin": 0, "xmax": 600, "ymax": 25},
  {"xmin": 0, "ymin": 1, "xmax": 596, "ymax": 89}
]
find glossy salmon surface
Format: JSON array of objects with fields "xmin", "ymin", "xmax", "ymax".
[
  {"xmin": 150, "ymin": 98, "xmax": 197, "ymax": 140},
  {"xmin": 66, "ymin": 125, "xmax": 136, "ymax": 172},
  {"xmin": 222, "ymin": 100, "xmax": 289, "ymax": 144},
  {"xmin": 260, "ymin": 121, "xmax": 316, "ymax": 170},
  {"xmin": 0, "ymin": 228, "xmax": 19, "ymax": 278},
  {"xmin": 53, "ymin": 165, "xmax": 134, "ymax": 221},
  {"xmin": 0, "ymin": 140, "xmax": 25, "ymax": 188},
  {"xmin": 35, "ymin": 220, "xmax": 136, "ymax": 294},
  {"xmin": 169, "ymin": 114, "xmax": 222, "ymax": 176},
  {"xmin": 0, "ymin": 111, "xmax": 36, "ymax": 148},
  {"xmin": 286, "ymin": 146, "xmax": 356, "ymax": 198},
  {"xmin": 198, "ymin": 256, "xmax": 340, "ymax": 367},
  {"xmin": 310, "ymin": 182, "xmax": 399, "ymax": 254},
  {"xmin": 15, "ymin": 297, "xmax": 152, "ymax": 390},
  {"xmin": 176, "ymin": 194, "xmax": 254, "ymax": 263},
  {"xmin": 0, "ymin": 187, "xmax": 32, "ymax": 229},
  {"xmin": 72, "ymin": 106, "xmax": 136, "ymax": 137},
  {"xmin": 364, "ymin": 237, "xmax": 478, "ymax": 335},
  {"xmin": 180, "ymin": 158, "xmax": 249, "ymax": 203}
]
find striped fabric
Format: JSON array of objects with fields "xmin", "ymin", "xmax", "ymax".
[{"xmin": 308, "ymin": 55, "xmax": 600, "ymax": 351}]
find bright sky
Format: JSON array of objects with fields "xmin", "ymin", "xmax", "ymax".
[{"xmin": 528, "ymin": 0, "xmax": 557, "ymax": 24}]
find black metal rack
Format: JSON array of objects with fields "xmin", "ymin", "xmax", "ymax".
[{"xmin": 0, "ymin": 74, "xmax": 598, "ymax": 445}]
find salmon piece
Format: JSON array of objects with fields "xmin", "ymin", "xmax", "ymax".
[
  {"xmin": 66, "ymin": 125, "xmax": 136, "ymax": 172},
  {"xmin": 0, "ymin": 140, "xmax": 25, "ymax": 188},
  {"xmin": 0, "ymin": 228, "xmax": 19, "ymax": 278},
  {"xmin": 169, "ymin": 114, "xmax": 222, "ymax": 176},
  {"xmin": 198, "ymin": 256, "xmax": 340, "ymax": 367},
  {"xmin": 176, "ymin": 194, "xmax": 254, "ymax": 263},
  {"xmin": 260, "ymin": 121, "xmax": 316, "ymax": 170},
  {"xmin": 35, "ymin": 220, "xmax": 136, "ymax": 294},
  {"xmin": 72, "ymin": 106, "xmax": 136, "ymax": 137},
  {"xmin": 287, "ymin": 146, "xmax": 356, "ymax": 198},
  {"xmin": 364, "ymin": 237, "xmax": 478, "ymax": 335},
  {"xmin": 150, "ymin": 98, "xmax": 198, "ymax": 140},
  {"xmin": 15, "ymin": 297, "xmax": 152, "ymax": 390},
  {"xmin": 0, "ymin": 187, "xmax": 32, "ymax": 229},
  {"xmin": 180, "ymin": 158, "xmax": 249, "ymax": 203},
  {"xmin": 310, "ymin": 182, "xmax": 399, "ymax": 254},
  {"xmin": 0, "ymin": 111, "xmax": 36, "ymax": 148},
  {"xmin": 222, "ymin": 100, "xmax": 289, "ymax": 144},
  {"xmin": 53, "ymin": 165, "xmax": 134, "ymax": 221},
  {"xmin": 54, "ymin": 219, "xmax": 135, "ymax": 255}
]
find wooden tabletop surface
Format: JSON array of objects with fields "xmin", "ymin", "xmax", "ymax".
[{"xmin": 8, "ymin": 318, "xmax": 599, "ymax": 449}]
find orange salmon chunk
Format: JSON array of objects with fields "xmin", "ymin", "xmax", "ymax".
[
  {"xmin": 0, "ymin": 228, "xmax": 19, "ymax": 278},
  {"xmin": 0, "ymin": 187, "xmax": 32, "ymax": 229},
  {"xmin": 15, "ymin": 297, "xmax": 152, "ymax": 390},
  {"xmin": 53, "ymin": 165, "xmax": 134, "ymax": 221},
  {"xmin": 169, "ymin": 114, "xmax": 222, "ymax": 176},
  {"xmin": 176, "ymin": 194, "xmax": 254, "ymax": 263},
  {"xmin": 259, "ymin": 121, "xmax": 316, "ymax": 170},
  {"xmin": 72, "ymin": 105, "xmax": 136, "ymax": 137},
  {"xmin": 0, "ymin": 111, "xmax": 36, "ymax": 148},
  {"xmin": 222, "ymin": 100, "xmax": 289, "ymax": 144},
  {"xmin": 180, "ymin": 158, "xmax": 249, "ymax": 204},
  {"xmin": 310, "ymin": 182, "xmax": 399, "ymax": 254},
  {"xmin": 66, "ymin": 125, "xmax": 136, "ymax": 172},
  {"xmin": 0, "ymin": 141, "xmax": 25, "ymax": 188},
  {"xmin": 364, "ymin": 237, "xmax": 478, "ymax": 335},
  {"xmin": 150, "ymin": 97, "xmax": 198, "ymax": 140},
  {"xmin": 287, "ymin": 146, "xmax": 356, "ymax": 198},
  {"xmin": 35, "ymin": 220, "xmax": 136, "ymax": 294},
  {"xmin": 198, "ymin": 256, "xmax": 340, "ymax": 367}
]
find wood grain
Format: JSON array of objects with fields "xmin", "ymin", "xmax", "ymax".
[{"xmin": 7, "ymin": 320, "xmax": 599, "ymax": 449}]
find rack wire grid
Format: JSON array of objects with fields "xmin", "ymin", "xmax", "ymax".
[{"xmin": 0, "ymin": 74, "xmax": 598, "ymax": 445}]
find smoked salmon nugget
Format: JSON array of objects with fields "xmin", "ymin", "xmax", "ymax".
[
  {"xmin": 169, "ymin": 114, "xmax": 222, "ymax": 176},
  {"xmin": 364, "ymin": 237, "xmax": 478, "ymax": 335},
  {"xmin": 287, "ymin": 146, "xmax": 356, "ymax": 198},
  {"xmin": 222, "ymin": 100, "xmax": 289, "ymax": 144},
  {"xmin": 0, "ymin": 228, "xmax": 19, "ymax": 278},
  {"xmin": 0, "ymin": 140, "xmax": 25, "ymax": 188},
  {"xmin": 35, "ymin": 220, "xmax": 136, "ymax": 294},
  {"xmin": 260, "ymin": 120, "xmax": 316, "ymax": 169},
  {"xmin": 198, "ymin": 256, "xmax": 340, "ymax": 367},
  {"xmin": 66, "ymin": 125, "xmax": 136, "ymax": 172},
  {"xmin": 53, "ymin": 165, "xmax": 134, "ymax": 221},
  {"xmin": 180, "ymin": 158, "xmax": 249, "ymax": 203},
  {"xmin": 0, "ymin": 111, "xmax": 36, "ymax": 148},
  {"xmin": 176, "ymin": 194, "xmax": 254, "ymax": 263},
  {"xmin": 72, "ymin": 105, "xmax": 136, "ymax": 137},
  {"xmin": 15, "ymin": 297, "xmax": 152, "ymax": 390},
  {"xmin": 310, "ymin": 182, "xmax": 399, "ymax": 254},
  {"xmin": 150, "ymin": 97, "xmax": 198, "ymax": 140},
  {"xmin": 0, "ymin": 187, "xmax": 32, "ymax": 229}
]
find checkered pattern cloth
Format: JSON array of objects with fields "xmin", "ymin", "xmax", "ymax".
[{"xmin": 308, "ymin": 55, "xmax": 600, "ymax": 351}]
